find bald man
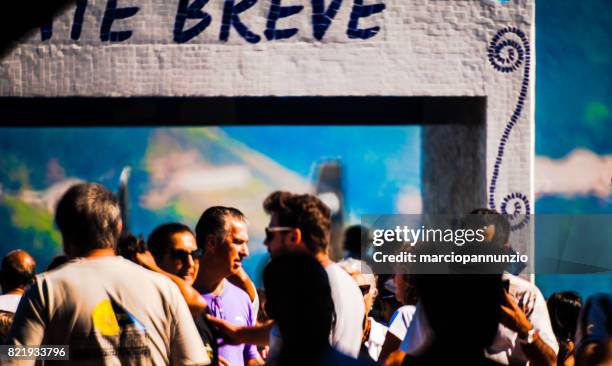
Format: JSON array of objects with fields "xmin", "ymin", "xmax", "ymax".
[{"xmin": 0, "ymin": 250, "xmax": 36, "ymax": 313}]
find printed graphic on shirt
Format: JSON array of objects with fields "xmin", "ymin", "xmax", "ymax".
[{"xmin": 71, "ymin": 297, "xmax": 151, "ymax": 363}]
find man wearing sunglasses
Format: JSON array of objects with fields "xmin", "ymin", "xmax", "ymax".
[
  {"xmin": 207, "ymin": 192, "xmax": 364, "ymax": 361},
  {"xmin": 148, "ymin": 223, "xmax": 201, "ymax": 286},
  {"xmin": 146, "ymin": 223, "xmax": 231, "ymax": 366}
]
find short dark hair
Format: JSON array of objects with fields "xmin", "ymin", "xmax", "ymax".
[
  {"xmin": 467, "ymin": 208, "xmax": 510, "ymax": 247},
  {"xmin": 413, "ymin": 274, "xmax": 503, "ymax": 350},
  {"xmin": 147, "ymin": 223, "xmax": 193, "ymax": 262},
  {"xmin": 116, "ymin": 234, "xmax": 147, "ymax": 263},
  {"xmin": 548, "ymin": 291, "xmax": 582, "ymax": 342},
  {"xmin": 46, "ymin": 255, "xmax": 69, "ymax": 271},
  {"xmin": 195, "ymin": 206, "xmax": 246, "ymax": 250},
  {"xmin": 343, "ymin": 225, "xmax": 370, "ymax": 256},
  {"xmin": 55, "ymin": 182, "xmax": 121, "ymax": 254},
  {"xmin": 263, "ymin": 191, "xmax": 331, "ymax": 254},
  {"xmin": 0, "ymin": 250, "xmax": 36, "ymax": 292}
]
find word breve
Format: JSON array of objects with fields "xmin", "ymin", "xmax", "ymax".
[{"xmin": 41, "ymin": 0, "xmax": 386, "ymax": 43}]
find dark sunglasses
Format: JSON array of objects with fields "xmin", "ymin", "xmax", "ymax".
[
  {"xmin": 264, "ymin": 226, "xmax": 293, "ymax": 242},
  {"xmin": 359, "ymin": 285, "xmax": 372, "ymax": 295},
  {"xmin": 171, "ymin": 248, "xmax": 203, "ymax": 262}
]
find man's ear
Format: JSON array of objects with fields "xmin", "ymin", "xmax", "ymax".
[
  {"xmin": 205, "ymin": 234, "xmax": 217, "ymax": 253},
  {"xmin": 117, "ymin": 219, "xmax": 123, "ymax": 236},
  {"xmin": 484, "ymin": 224, "xmax": 496, "ymax": 242},
  {"xmin": 289, "ymin": 228, "xmax": 301, "ymax": 245}
]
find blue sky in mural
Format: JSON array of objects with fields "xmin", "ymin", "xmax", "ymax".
[
  {"xmin": 0, "ymin": 126, "xmax": 420, "ymax": 272},
  {"xmin": 223, "ymin": 126, "xmax": 421, "ymax": 216},
  {"xmin": 535, "ymin": 0, "xmax": 612, "ymax": 297}
]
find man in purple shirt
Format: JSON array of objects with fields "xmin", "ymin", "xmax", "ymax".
[{"xmin": 194, "ymin": 206, "xmax": 263, "ymax": 366}]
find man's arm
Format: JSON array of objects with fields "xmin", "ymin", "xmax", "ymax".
[
  {"xmin": 135, "ymin": 251, "xmax": 207, "ymax": 317},
  {"xmin": 378, "ymin": 333, "xmax": 402, "ymax": 365},
  {"xmin": 4, "ymin": 280, "xmax": 46, "ymax": 366},
  {"xmin": 206, "ymin": 315, "xmax": 274, "ymax": 347},
  {"xmin": 228, "ymin": 267, "xmax": 257, "ymax": 303},
  {"xmin": 169, "ymin": 284, "xmax": 211, "ymax": 366},
  {"xmin": 500, "ymin": 290, "xmax": 556, "ymax": 366}
]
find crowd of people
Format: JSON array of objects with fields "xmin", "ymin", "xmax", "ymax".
[{"xmin": 0, "ymin": 181, "xmax": 610, "ymax": 366}]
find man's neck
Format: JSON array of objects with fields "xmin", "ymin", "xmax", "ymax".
[
  {"xmin": 313, "ymin": 251, "xmax": 333, "ymax": 267},
  {"xmin": 195, "ymin": 261, "xmax": 226, "ymax": 295},
  {"xmin": 83, "ymin": 248, "xmax": 116, "ymax": 258}
]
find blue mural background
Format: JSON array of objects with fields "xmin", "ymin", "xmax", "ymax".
[
  {"xmin": 535, "ymin": 0, "xmax": 612, "ymax": 297},
  {"xmin": 0, "ymin": 126, "xmax": 421, "ymax": 280}
]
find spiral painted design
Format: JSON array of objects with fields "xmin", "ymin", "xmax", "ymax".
[
  {"xmin": 500, "ymin": 192, "xmax": 531, "ymax": 231},
  {"xmin": 487, "ymin": 27, "xmax": 525, "ymax": 73},
  {"xmin": 487, "ymin": 27, "xmax": 531, "ymax": 230}
]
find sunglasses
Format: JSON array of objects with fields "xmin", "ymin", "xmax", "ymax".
[
  {"xmin": 359, "ymin": 284, "xmax": 372, "ymax": 296},
  {"xmin": 171, "ymin": 248, "xmax": 203, "ymax": 262},
  {"xmin": 264, "ymin": 226, "xmax": 293, "ymax": 241}
]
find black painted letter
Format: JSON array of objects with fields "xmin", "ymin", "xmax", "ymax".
[
  {"xmin": 100, "ymin": 0, "xmax": 140, "ymax": 42},
  {"xmin": 71, "ymin": 0, "xmax": 88, "ymax": 40},
  {"xmin": 174, "ymin": 0, "xmax": 211, "ymax": 43},
  {"xmin": 264, "ymin": 0, "xmax": 303, "ymax": 41},
  {"xmin": 347, "ymin": 0, "xmax": 385, "ymax": 39},
  {"xmin": 311, "ymin": 0, "xmax": 342, "ymax": 40},
  {"xmin": 219, "ymin": 0, "xmax": 261, "ymax": 43}
]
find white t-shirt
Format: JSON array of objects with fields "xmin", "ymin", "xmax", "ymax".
[
  {"xmin": 0, "ymin": 294, "xmax": 22, "ymax": 313},
  {"xmin": 364, "ymin": 317, "xmax": 388, "ymax": 361},
  {"xmin": 401, "ymin": 273, "xmax": 559, "ymax": 365},
  {"xmin": 6, "ymin": 256, "xmax": 210, "ymax": 366},
  {"xmin": 388, "ymin": 305, "xmax": 416, "ymax": 341},
  {"xmin": 324, "ymin": 263, "xmax": 365, "ymax": 358}
]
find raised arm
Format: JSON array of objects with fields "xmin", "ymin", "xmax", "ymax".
[
  {"xmin": 500, "ymin": 290, "xmax": 557, "ymax": 366},
  {"xmin": 206, "ymin": 315, "xmax": 274, "ymax": 347},
  {"xmin": 228, "ymin": 267, "xmax": 257, "ymax": 303},
  {"xmin": 135, "ymin": 251, "xmax": 207, "ymax": 317}
]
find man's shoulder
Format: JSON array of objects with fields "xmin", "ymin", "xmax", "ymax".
[
  {"xmin": 325, "ymin": 263, "xmax": 364, "ymax": 313},
  {"xmin": 325, "ymin": 263, "xmax": 353, "ymax": 284},
  {"xmin": 222, "ymin": 280, "xmax": 251, "ymax": 303},
  {"xmin": 44, "ymin": 256, "xmax": 178, "ymax": 292}
]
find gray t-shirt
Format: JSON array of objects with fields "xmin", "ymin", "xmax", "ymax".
[{"xmin": 6, "ymin": 256, "xmax": 210, "ymax": 366}]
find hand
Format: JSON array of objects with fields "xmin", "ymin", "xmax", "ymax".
[
  {"xmin": 500, "ymin": 289, "xmax": 533, "ymax": 338},
  {"xmin": 384, "ymin": 350, "xmax": 406, "ymax": 366},
  {"xmin": 260, "ymin": 346, "xmax": 269, "ymax": 361},
  {"xmin": 515, "ymin": 290, "xmax": 536, "ymax": 318},
  {"xmin": 134, "ymin": 250, "xmax": 159, "ymax": 271},
  {"xmin": 206, "ymin": 314, "xmax": 244, "ymax": 346}
]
